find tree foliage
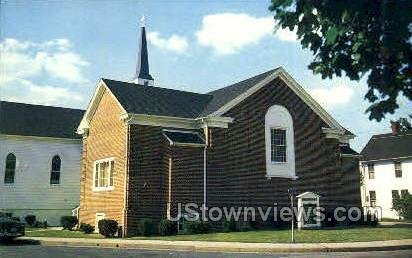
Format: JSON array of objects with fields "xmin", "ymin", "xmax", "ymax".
[
  {"xmin": 392, "ymin": 192, "xmax": 412, "ymax": 220},
  {"xmin": 269, "ymin": 0, "xmax": 412, "ymax": 121}
]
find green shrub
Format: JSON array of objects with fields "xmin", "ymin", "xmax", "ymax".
[
  {"xmin": 34, "ymin": 220, "xmax": 48, "ymax": 228},
  {"xmin": 158, "ymin": 219, "xmax": 178, "ymax": 236},
  {"xmin": 98, "ymin": 219, "xmax": 118, "ymax": 237},
  {"xmin": 60, "ymin": 216, "xmax": 78, "ymax": 230},
  {"xmin": 183, "ymin": 220, "xmax": 210, "ymax": 234},
  {"xmin": 364, "ymin": 212, "xmax": 378, "ymax": 227},
  {"xmin": 392, "ymin": 192, "xmax": 412, "ymax": 220},
  {"xmin": 24, "ymin": 215, "xmax": 36, "ymax": 226},
  {"xmin": 11, "ymin": 217, "xmax": 20, "ymax": 222},
  {"xmin": 222, "ymin": 219, "xmax": 237, "ymax": 232},
  {"xmin": 138, "ymin": 218, "xmax": 155, "ymax": 236},
  {"xmin": 79, "ymin": 223, "xmax": 95, "ymax": 234}
]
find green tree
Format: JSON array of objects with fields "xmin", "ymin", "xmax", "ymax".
[
  {"xmin": 392, "ymin": 192, "xmax": 412, "ymax": 220},
  {"xmin": 269, "ymin": 0, "xmax": 412, "ymax": 121}
]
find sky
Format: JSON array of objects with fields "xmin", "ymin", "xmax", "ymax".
[{"xmin": 1, "ymin": 0, "xmax": 410, "ymax": 151}]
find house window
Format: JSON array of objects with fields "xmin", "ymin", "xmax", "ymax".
[
  {"xmin": 4, "ymin": 153, "xmax": 16, "ymax": 184},
  {"xmin": 265, "ymin": 105, "xmax": 295, "ymax": 178},
  {"xmin": 369, "ymin": 191, "xmax": 376, "ymax": 206},
  {"xmin": 50, "ymin": 155, "xmax": 61, "ymax": 184},
  {"xmin": 271, "ymin": 128, "xmax": 287, "ymax": 163},
  {"xmin": 93, "ymin": 158, "xmax": 114, "ymax": 190},
  {"xmin": 392, "ymin": 190, "xmax": 400, "ymax": 204},
  {"xmin": 401, "ymin": 189, "xmax": 409, "ymax": 197},
  {"xmin": 368, "ymin": 164, "xmax": 375, "ymax": 179},
  {"xmin": 394, "ymin": 162, "xmax": 402, "ymax": 178}
]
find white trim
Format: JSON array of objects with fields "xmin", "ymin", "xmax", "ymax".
[
  {"xmin": 360, "ymin": 156, "xmax": 412, "ymax": 163},
  {"xmin": 92, "ymin": 157, "xmax": 115, "ymax": 192},
  {"xmin": 210, "ymin": 67, "xmax": 348, "ymax": 134},
  {"xmin": 265, "ymin": 105, "xmax": 295, "ymax": 179},
  {"xmin": 95, "ymin": 212, "xmax": 105, "ymax": 233},
  {"xmin": 0, "ymin": 134, "xmax": 81, "ymax": 143},
  {"xmin": 322, "ymin": 128, "xmax": 354, "ymax": 142},
  {"xmin": 123, "ymin": 113, "xmax": 233, "ymax": 129},
  {"xmin": 77, "ymin": 79, "xmax": 127, "ymax": 135}
]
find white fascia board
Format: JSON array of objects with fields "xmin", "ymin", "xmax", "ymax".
[
  {"xmin": 77, "ymin": 79, "xmax": 127, "ymax": 135},
  {"xmin": 123, "ymin": 113, "xmax": 233, "ymax": 129}
]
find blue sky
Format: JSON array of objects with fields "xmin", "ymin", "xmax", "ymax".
[{"xmin": 1, "ymin": 0, "xmax": 410, "ymax": 151}]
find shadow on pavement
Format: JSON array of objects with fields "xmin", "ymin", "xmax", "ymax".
[{"xmin": 0, "ymin": 238, "xmax": 40, "ymax": 246}]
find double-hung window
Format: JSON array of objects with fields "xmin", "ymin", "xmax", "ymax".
[
  {"xmin": 368, "ymin": 164, "xmax": 375, "ymax": 179},
  {"xmin": 394, "ymin": 162, "xmax": 402, "ymax": 178},
  {"xmin": 369, "ymin": 191, "xmax": 376, "ymax": 206},
  {"xmin": 392, "ymin": 190, "xmax": 400, "ymax": 204},
  {"xmin": 93, "ymin": 158, "xmax": 114, "ymax": 190},
  {"xmin": 271, "ymin": 128, "xmax": 287, "ymax": 163}
]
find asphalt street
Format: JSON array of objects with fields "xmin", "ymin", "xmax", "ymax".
[{"xmin": 0, "ymin": 243, "xmax": 411, "ymax": 258}]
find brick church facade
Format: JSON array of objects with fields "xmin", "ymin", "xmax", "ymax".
[{"xmin": 77, "ymin": 22, "xmax": 361, "ymax": 236}]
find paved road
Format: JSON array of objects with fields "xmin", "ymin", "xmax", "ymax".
[{"xmin": 0, "ymin": 243, "xmax": 411, "ymax": 258}]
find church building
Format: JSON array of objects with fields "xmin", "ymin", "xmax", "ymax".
[{"xmin": 77, "ymin": 19, "xmax": 361, "ymax": 236}]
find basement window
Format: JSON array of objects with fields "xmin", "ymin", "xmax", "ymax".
[{"xmin": 93, "ymin": 158, "xmax": 115, "ymax": 191}]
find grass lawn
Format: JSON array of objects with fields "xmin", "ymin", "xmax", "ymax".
[
  {"xmin": 26, "ymin": 229, "xmax": 102, "ymax": 238},
  {"xmin": 26, "ymin": 225, "xmax": 412, "ymax": 243},
  {"xmin": 133, "ymin": 226, "xmax": 412, "ymax": 243}
]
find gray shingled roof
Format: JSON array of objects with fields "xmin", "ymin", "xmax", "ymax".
[
  {"xmin": 360, "ymin": 132, "xmax": 412, "ymax": 161},
  {"xmin": 103, "ymin": 79, "xmax": 213, "ymax": 118},
  {"xmin": 199, "ymin": 68, "xmax": 278, "ymax": 116},
  {"xmin": 340, "ymin": 144, "xmax": 359, "ymax": 156},
  {"xmin": 103, "ymin": 68, "xmax": 277, "ymax": 118},
  {"xmin": 0, "ymin": 101, "xmax": 84, "ymax": 139}
]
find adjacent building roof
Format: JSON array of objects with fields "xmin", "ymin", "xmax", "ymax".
[
  {"xmin": 360, "ymin": 132, "xmax": 412, "ymax": 162},
  {"xmin": 0, "ymin": 101, "xmax": 84, "ymax": 139}
]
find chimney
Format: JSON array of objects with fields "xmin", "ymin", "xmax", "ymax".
[{"xmin": 390, "ymin": 121, "xmax": 399, "ymax": 135}]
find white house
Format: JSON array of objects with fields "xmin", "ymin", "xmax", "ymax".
[
  {"xmin": 360, "ymin": 122, "xmax": 412, "ymax": 219},
  {"xmin": 0, "ymin": 101, "xmax": 84, "ymax": 226}
]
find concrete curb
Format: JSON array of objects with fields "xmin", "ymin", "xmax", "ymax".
[{"xmin": 19, "ymin": 237, "xmax": 412, "ymax": 253}]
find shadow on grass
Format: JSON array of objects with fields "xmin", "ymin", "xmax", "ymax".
[{"xmin": 0, "ymin": 238, "xmax": 41, "ymax": 246}]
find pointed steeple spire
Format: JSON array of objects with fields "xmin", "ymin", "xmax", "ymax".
[{"xmin": 134, "ymin": 15, "xmax": 154, "ymax": 86}]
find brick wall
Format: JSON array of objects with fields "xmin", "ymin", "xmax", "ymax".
[
  {"xmin": 79, "ymin": 89, "xmax": 127, "ymax": 228},
  {"xmin": 207, "ymin": 77, "xmax": 346, "ymax": 217}
]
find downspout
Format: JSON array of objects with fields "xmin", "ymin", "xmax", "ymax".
[
  {"xmin": 203, "ymin": 124, "xmax": 208, "ymax": 215},
  {"xmin": 122, "ymin": 124, "xmax": 130, "ymax": 237}
]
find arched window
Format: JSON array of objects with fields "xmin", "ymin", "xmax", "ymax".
[
  {"xmin": 265, "ymin": 105, "xmax": 295, "ymax": 178},
  {"xmin": 50, "ymin": 155, "xmax": 61, "ymax": 184},
  {"xmin": 4, "ymin": 153, "xmax": 16, "ymax": 184}
]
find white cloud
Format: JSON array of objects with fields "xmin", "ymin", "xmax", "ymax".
[
  {"xmin": 0, "ymin": 38, "xmax": 89, "ymax": 83},
  {"xmin": 195, "ymin": 13, "xmax": 297, "ymax": 55},
  {"xmin": 147, "ymin": 32, "xmax": 188, "ymax": 54},
  {"xmin": 1, "ymin": 78, "xmax": 84, "ymax": 107},
  {"xmin": 309, "ymin": 85, "xmax": 354, "ymax": 108},
  {"xmin": 0, "ymin": 38, "xmax": 89, "ymax": 108}
]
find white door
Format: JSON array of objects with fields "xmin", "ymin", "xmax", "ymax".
[{"xmin": 95, "ymin": 213, "xmax": 105, "ymax": 233}]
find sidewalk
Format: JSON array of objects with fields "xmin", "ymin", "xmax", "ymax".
[{"xmin": 20, "ymin": 237, "xmax": 412, "ymax": 253}]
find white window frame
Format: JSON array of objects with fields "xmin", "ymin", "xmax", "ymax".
[
  {"xmin": 270, "ymin": 127, "xmax": 288, "ymax": 164},
  {"xmin": 92, "ymin": 157, "xmax": 115, "ymax": 191},
  {"xmin": 95, "ymin": 212, "xmax": 106, "ymax": 233},
  {"xmin": 265, "ymin": 105, "xmax": 296, "ymax": 178}
]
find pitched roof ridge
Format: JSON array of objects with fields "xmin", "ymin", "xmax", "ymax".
[
  {"xmin": 371, "ymin": 132, "xmax": 412, "ymax": 139},
  {"xmin": 207, "ymin": 67, "xmax": 279, "ymax": 94},
  {"xmin": 101, "ymin": 78, "xmax": 212, "ymax": 97},
  {"xmin": 0, "ymin": 100, "xmax": 84, "ymax": 112}
]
